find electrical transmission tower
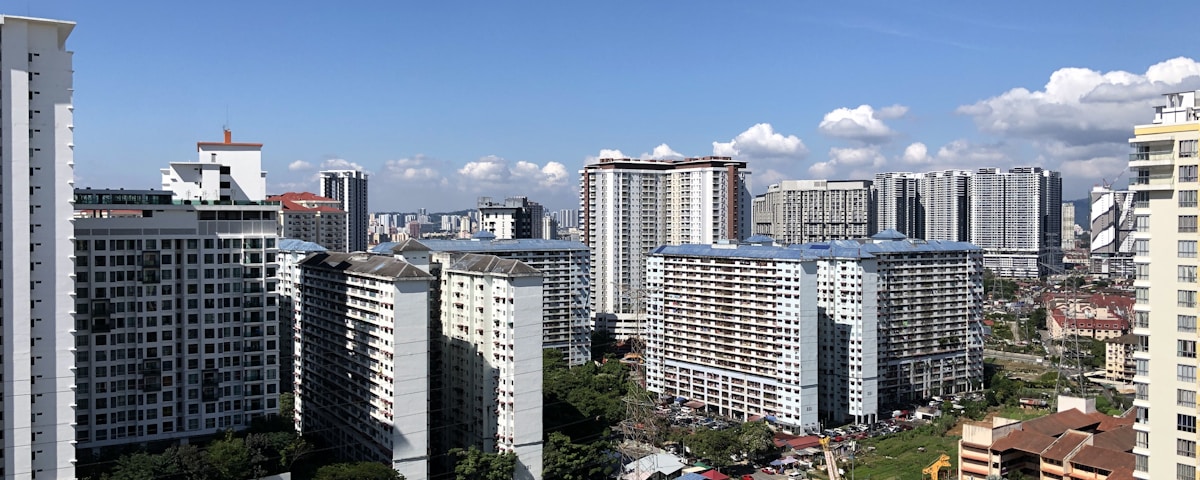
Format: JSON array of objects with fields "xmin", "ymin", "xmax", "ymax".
[{"xmin": 617, "ymin": 285, "xmax": 660, "ymax": 479}]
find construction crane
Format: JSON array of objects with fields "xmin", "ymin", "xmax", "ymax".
[
  {"xmin": 819, "ymin": 436, "xmax": 842, "ymax": 480},
  {"xmin": 922, "ymin": 453, "xmax": 952, "ymax": 480}
]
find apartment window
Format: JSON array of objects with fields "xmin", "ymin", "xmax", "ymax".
[
  {"xmin": 1181, "ymin": 389, "xmax": 1197, "ymax": 408},
  {"xmin": 1181, "ymin": 315, "xmax": 1197, "ymax": 332},
  {"xmin": 1182, "ymin": 439, "xmax": 1198, "ymax": 458},
  {"xmin": 1136, "ymin": 239, "xmax": 1150, "ymax": 256},
  {"xmin": 1137, "ymin": 287, "xmax": 1150, "ymax": 304},
  {"xmin": 1183, "ymin": 165, "xmax": 1199, "ymax": 182},
  {"xmin": 1181, "ymin": 463, "xmax": 1197, "ymax": 480},
  {"xmin": 1183, "ymin": 140, "xmax": 1199, "ymax": 158},
  {"xmin": 1136, "ymin": 214, "xmax": 1150, "ymax": 232},
  {"xmin": 1181, "ymin": 340, "xmax": 1197, "ymax": 358},
  {"xmin": 1183, "ymin": 414, "xmax": 1199, "ymax": 434},
  {"xmin": 1180, "ymin": 290, "xmax": 1197, "ymax": 308},
  {"xmin": 1136, "ymin": 430, "xmax": 1150, "ymax": 448},
  {"xmin": 1183, "ymin": 190, "xmax": 1199, "ymax": 208},
  {"xmin": 1182, "ymin": 241, "xmax": 1198, "ymax": 258},
  {"xmin": 1138, "ymin": 359, "xmax": 1150, "ymax": 377},
  {"xmin": 1137, "ymin": 383, "xmax": 1149, "ymax": 400},
  {"xmin": 1183, "ymin": 216, "xmax": 1199, "ymax": 233},
  {"xmin": 1137, "ymin": 263, "xmax": 1151, "ymax": 280},
  {"xmin": 1184, "ymin": 266, "xmax": 1199, "ymax": 283},
  {"xmin": 1180, "ymin": 365, "xmax": 1197, "ymax": 383},
  {"xmin": 1136, "ymin": 454, "xmax": 1148, "ymax": 473}
]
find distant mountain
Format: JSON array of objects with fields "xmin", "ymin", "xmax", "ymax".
[{"xmin": 1068, "ymin": 197, "xmax": 1090, "ymax": 230}]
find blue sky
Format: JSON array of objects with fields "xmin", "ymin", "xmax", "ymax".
[{"xmin": 26, "ymin": 0, "xmax": 1200, "ymax": 211}]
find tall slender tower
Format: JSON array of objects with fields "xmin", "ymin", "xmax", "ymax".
[
  {"xmin": 320, "ymin": 169, "xmax": 369, "ymax": 251},
  {"xmin": 874, "ymin": 172, "xmax": 924, "ymax": 238},
  {"xmin": 0, "ymin": 15, "xmax": 77, "ymax": 479},
  {"xmin": 1129, "ymin": 90, "xmax": 1200, "ymax": 480}
]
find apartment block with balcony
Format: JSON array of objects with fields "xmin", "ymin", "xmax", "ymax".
[
  {"xmin": 751, "ymin": 179, "xmax": 876, "ymax": 245},
  {"xmin": 294, "ymin": 252, "xmax": 433, "ymax": 479},
  {"xmin": 269, "ymin": 192, "xmax": 348, "ymax": 252},
  {"xmin": 1128, "ymin": 90, "xmax": 1200, "ymax": 480},
  {"xmin": 478, "ymin": 196, "xmax": 545, "ymax": 240},
  {"xmin": 969, "ymin": 167, "xmax": 1063, "ymax": 278},
  {"xmin": 73, "ymin": 188, "xmax": 282, "ymax": 451},
  {"xmin": 437, "ymin": 254, "xmax": 544, "ymax": 480},
  {"xmin": 374, "ymin": 234, "xmax": 592, "ymax": 366},
  {"xmin": 1106, "ymin": 334, "xmax": 1140, "ymax": 384},
  {"xmin": 580, "ymin": 156, "xmax": 750, "ymax": 338}
]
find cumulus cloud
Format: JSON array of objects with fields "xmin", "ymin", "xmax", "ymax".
[
  {"xmin": 288, "ymin": 160, "xmax": 313, "ymax": 171},
  {"xmin": 711, "ymin": 123, "xmax": 808, "ymax": 160},
  {"xmin": 641, "ymin": 143, "xmax": 684, "ymax": 160},
  {"xmin": 383, "ymin": 155, "xmax": 445, "ymax": 182},
  {"xmin": 901, "ymin": 142, "xmax": 930, "ymax": 164},
  {"xmin": 321, "ymin": 158, "xmax": 365, "ymax": 172},
  {"xmin": 807, "ymin": 146, "xmax": 886, "ymax": 177},
  {"xmin": 458, "ymin": 155, "xmax": 571, "ymax": 190},
  {"xmin": 818, "ymin": 105, "xmax": 904, "ymax": 143},
  {"xmin": 957, "ymin": 56, "xmax": 1200, "ymax": 146}
]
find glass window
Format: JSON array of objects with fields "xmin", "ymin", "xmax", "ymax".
[
  {"xmin": 1180, "ymin": 463, "xmax": 1197, "ymax": 480},
  {"xmin": 1180, "ymin": 389, "xmax": 1197, "ymax": 408},
  {"xmin": 1136, "ymin": 239, "xmax": 1150, "ymax": 256},
  {"xmin": 1182, "ymin": 241, "xmax": 1198, "ymax": 258},
  {"xmin": 1184, "ymin": 439, "xmax": 1199, "ymax": 458},
  {"xmin": 1182, "ymin": 165, "xmax": 1199, "ymax": 182},
  {"xmin": 1182, "ymin": 216, "xmax": 1198, "ymax": 233},
  {"xmin": 1183, "ymin": 266, "xmax": 1198, "ymax": 283},
  {"xmin": 1180, "ymin": 290, "xmax": 1197, "ymax": 308},
  {"xmin": 1180, "ymin": 365, "xmax": 1197, "ymax": 383},
  {"xmin": 1180, "ymin": 315, "xmax": 1197, "ymax": 333},
  {"xmin": 1182, "ymin": 190, "xmax": 1199, "ymax": 208}
]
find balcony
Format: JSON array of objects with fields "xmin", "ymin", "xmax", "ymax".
[
  {"xmin": 1129, "ymin": 150, "xmax": 1176, "ymax": 167},
  {"xmin": 1130, "ymin": 172, "xmax": 1174, "ymax": 191}
]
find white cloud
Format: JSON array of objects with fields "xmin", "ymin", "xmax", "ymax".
[
  {"xmin": 457, "ymin": 155, "xmax": 571, "ymax": 190},
  {"xmin": 901, "ymin": 142, "xmax": 930, "ymax": 164},
  {"xmin": 584, "ymin": 148, "xmax": 629, "ymax": 164},
  {"xmin": 807, "ymin": 146, "xmax": 886, "ymax": 177},
  {"xmin": 321, "ymin": 158, "xmax": 365, "ymax": 172},
  {"xmin": 818, "ymin": 105, "xmax": 903, "ymax": 143},
  {"xmin": 711, "ymin": 123, "xmax": 808, "ymax": 161},
  {"xmin": 288, "ymin": 160, "xmax": 313, "ymax": 171},
  {"xmin": 640, "ymin": 143, "xmax": 684, "ymax": 160},
  {"xmin": 383, "ymin": 155, "xmax": 444, "ymax": 182},
  {"xmin": 957, "ymin": 56, "xmax": 1200, "ymax": 145}
]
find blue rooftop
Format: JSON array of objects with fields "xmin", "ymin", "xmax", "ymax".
[
  {"xmin": 472, "ymin": 230, "xmax": 497, "ymax": 240},
  {"xmin": 652, "ymin": 237, "xmax": 980, "ymax": 260},
  {"xmin": 371, "ymin": 237, "xmax": 588, "ymax": 254},
  {"xmin": 278, "ymin": 238, "xmax": 328, "ymax": 252},
  {"xmin": 872, "ymin": 229, "xmax": 907, "ymax": 241}
]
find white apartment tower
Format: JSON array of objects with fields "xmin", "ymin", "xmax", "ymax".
[
  {"xmin": 922, "ymin": 170, "xmax": 972, "ymax": 242},
  {"xmin": 0, "ymin": 15, "xmax": 76, "ymax": 479},
  {"xmin": 1090, "ymin": 186, "xmax": 1136, "ymax": 278},
  {"xmin": 1062, "ymin": 202, "xmax": 1077, "ymax": 250},
  {"xmin": 73, "ymin": 189, "xmax": 282, "ymax": 450},
  {"xmin": 161, "ymin": 129, "xmax": 268, "ymax": 203},
  {"xmin": 294, "ymin": 252, "xmax": 433, "ymax": 479},
  {"xmin": 268, "ymin": 192, "xmax": 348, "ymax": 252},
  {"xmin": 875, "ymin": 172, "xmax": 924, "ymax": 238},
  {"xmin": 580, "ymin": 157, "xmax": 750, "ymax": 338},
  {"xmin": 969, "ymin": 167, "xmax": 1063, "ymax": 277},
  {"xmin": 437, "ymin": 254, "xmax": 544, "ymax": 480},
  {"xmin": 375, "ymin": 234, "xmax": 592, "ymax": 366},
  {"xmin": 751, "ymin": 179, "xmax": 876, "ymax": 245},
  {"xmin": 478, "ymin": 196, "xmax": 546, "ymax": 240},
  {"xmin": 1128, "ymin": 90, "xmax": 1200, "ymax": 480},
  {"xmin": 320, "ymin": 169, "xmax": 369, "ymax": 252}
]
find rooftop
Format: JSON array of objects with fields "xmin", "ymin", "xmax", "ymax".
[
  {"xmin": 278, "ymin": 238, "xmax": 328, "ymax": 253},
  {"xmin": 652, "ymin": 237, "xmax": 981, "ymax": 261},
  {"xmin": 447, "ymin": 253, "xmax": 541, "ymax": 277},
  {"xmin": 300, "ymin": 252, "xmax": 433, "ymax": 280},
  {"xmin": 371, "ymin": 237, "xmax": 587, "ymax": 254}
]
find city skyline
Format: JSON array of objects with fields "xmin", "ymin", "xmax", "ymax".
[{"xmin": 23, "ymin": 1, "xmax": 1200, "ymax": 211}]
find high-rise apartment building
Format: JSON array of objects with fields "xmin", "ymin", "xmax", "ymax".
[
  {"xmin": 969, "ymin": 167, "xmax": 1063, "ymax": 277},
  {"xmin": 1128, "ymin": 90, "xmax": 1200, "ymax": 480},
  {"xmin": 374, "ymin": 234, "xmax": 592, "ymax": 366},
  {"xmin": 73, "ymin": 188, "xmax": 282, "ymax": 451},
  {"xmin": 293, "ymin": 252, "xmax": 433, "ymax": 479},
  {"xmin": 162, "ymin": 129, "xmax": 267, "ymax": 203},
  {"xmin": 277, "ymin": 239, "xmax": 327, "ymax": 393},
  {"xmin": 645, "ymin": 232, "xmax": 983, "ymax": 428},
  {"xmin": 269, "ymin": 192, "xmax": 348, "ymax": 252},
  {"xmin": 751, "ymin": 180, "xmax": 876, "ymax": 244},
  {"xmin": 875, "ymin": 172, "xmax": 924, "ymax": 238},
  {"xmin": 436, "ymin": 254, "xmax": 544, "ymax": 480},
  {"xmin": 1062, "ymin": 202, "xmax": 1077, "ymax": 250},
  {"xmin": 1090, "ymin": 186, "xmax": 1136, "ymax": 278},
  {"xmin": 922, "ymin": 170, "xmax": 972, "ymax": 242},
  {"xmin": 580, "ymin": 157, "xmax": 750, "ymax": 338},
  {"xmin": 478, "ymin": 196, "xmax": 545, "ymax": 239},
  {"xmin": 0, "ymin": 15, "xmax": 77, "ymax": 479},
  {"xmin": 320, "ymin": 169, "xmax": 369, "ymax": 252}
]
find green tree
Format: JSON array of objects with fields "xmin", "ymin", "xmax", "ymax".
[
  {"xmin": 279, "ymin": 392, "xmax": 296, "ymax": 427},
  {"xmin": 104, "ymin": 452, "xmax": 178, "ymax": 480},
  {"xmin": 450, "ymin": 446, "xmax": 517, "ymax": 480},
  {"xmin": 543, "ymin": 432, "xmax": 616, "ymax": 480},
  {"xmin": 687, "ymin": 428, "xmax": 738, "ymax": 469},
  {"xmin": 207, "ymin": 431, "xmax": 251, "ymax": 480},
  {"xmin": 735, "ymin": 421, "xmax": 775, "ymax": 460},
  {"xmin": 164, "ymin": 444, "xmax": 214, "ymax": 480},
  {"xmin": 314, "ymin": 461, "xmax": 404, "ymax": 480}
]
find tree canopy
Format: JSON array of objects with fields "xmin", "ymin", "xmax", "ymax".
[
  {"xmin": 314, "ymin": 462, "xmax": 404, "ymax": 480},
  {"xmin": 450, "ymin": 446, "xmax": 516, "ymax": 480}
]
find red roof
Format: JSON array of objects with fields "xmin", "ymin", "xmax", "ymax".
[
  {"xmin": 270, "ymin": 192, "xmax": 339, "ymax": 203},
  {"xmin": 773, "ymin": 433, "xmax": 820, "ymax": 450},
  {"xmin": 702, "ymin": 470, "xmax": 730, "ymax": 480}
]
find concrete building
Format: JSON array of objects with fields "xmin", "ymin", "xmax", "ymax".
[
  {"xmin": 294, "ymin": 252, "xmax": 433, "ymax": 479},
  {"xmin": 1128, "ymin": 90, "xmax": 1200, "ymax": 480},
  {"xmin": 1106, "ymin": 333, "xmax": 1139, "ymax": 384},
  {"xmin": 751, "ymin": 179, "xmax": 876, "ymax": 245},
  {"xmin": 162, "ymin": 129, "xmax": 268, "ymax": 203},
  {"xmin": 1045, "ymin": 293, "xmax": 1133, "ymax": 341},
  {"xmin": 73, "ymin": 188, "xmax": 282, "ymax": 450},
  {"xmin": 1063, "ymin": 202, "xmax": 1077, "ymax": 250},
  {"xmin": 320, "ymin": 169, "xmax": 369, "ymax": 252},
  {"xmin": 436, "ymin": 254, "xmax": 544, "ymax": 480},
  {"xmin": 875, "ymin": 172, "xmax": 924, "ymax": 238},
  {"xmin": 0, "ymin": 14, "xmax": 77, "ymax": 479},
  {"xmin": 269, "ymin": 192, "xmax": 347, "ymax": 252},
  {"xmin": 277, "ymin": 239, "xmax": 327, "ymax": 392},
  {"xmin": 478, "ymin": 196, "xmax": 545, "ymax": 240},
  {"xmin": 374, "ymin": 233, "xmax": 592, "ymax": 366},
  {"xmin": 580, "ymin": 157, "xmax": 750, "ymax": 338},
  {"xmin": 1090, "ymin": 186, "xmax": 1136, "ymax": 278},
  {"xmin": 969, "ymin": 167, "xmax": 1063, "ymax": 277},
  {"xmin": 958, "ymin": 398, "xmax": 1134, "ymax": 480},
  {"xmin": 922, "ymin": 170, "xmax": 973, "ymax": 242},
  {"xmin": 644, "ymin": 231, "xmax": 983, "ymax": 427}
]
